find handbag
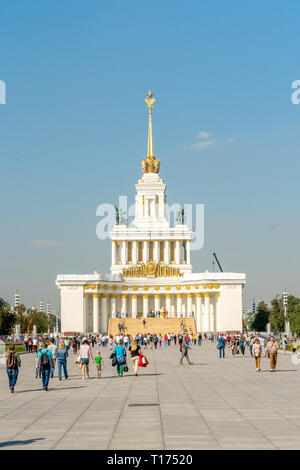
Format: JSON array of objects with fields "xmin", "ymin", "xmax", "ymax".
[
  {"xmin": 123, "ymin": 365, "xmax": 128, "ymax": 372},
  {"xmin": 112, "ymin": 356, "xmax": 117, "ymax": 367}
]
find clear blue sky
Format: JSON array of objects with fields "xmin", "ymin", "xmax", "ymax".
[{"xmin": 0, "ymin": 1, "xmax": 299, "ymax": 312}]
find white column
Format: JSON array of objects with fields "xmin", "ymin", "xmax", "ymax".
[
  {"xmin": 186, "ymin": 240, "xmax": 191, "ymax": 265},
  {"xmin": 182, "ymin": 295, "xmax": 186, "ymax": 317},
  {"xmin": 216, "ymin": 293, "xmax": 221, "ymax": 332},
  {"xmin": 165, "ymin": 240, "xmax": 170, "ymax": 264},
  {"xmin": 93, "ymin": 293, "xmax": 99, "ymax": 333},
  {"xmin": 154, "ymin": 294, "xmax": 160, "ymax": 313},
  {"xmin": 111, "ymin": 295, "xmax": 117, "ymax": 318},
  {"xmin": 143, "ymin": 240, "xmax": 148, "ymax": 263},
  {"xmin": 143, "ymin": 295, "xmax": 148, "ymax": 318},
  {"xmin": 166, "ymin": 294, "xmax": 171, "ymax": 317},
  {"xmin": 111, "ymin": 240, "xmax": 116, "ymax": 265},
  {"xmin": 175, "ymin": 240, "xmax": 180, "ymax": 264},
  {"xmin": 121, "ymin": 294, "xmax": 127, "ymax": 317},
  {"xmin": 83, "ymin": 293, "xmax": 88, "ymax": 333},
  {"xmin": 121, "ymin": 240, "xmax": 127, "ymax": 265},
  {"xmin": 101, "ymin": 295, "xmax": 108, "ymax": 333},
  {"xmin": 204, "ymin": 293, "xmax": 210, "ymax": 332},
  {"xmin": 132, "ymin": 240, "xmax": 138, "ymax": 264},
  {"xmin": 154, "ymin": 240, "xmax": 159, "ymax": 262},
  {"xmin": 187, "ymin": 294, "xmax": 193, "ymax": 317},
  {"xmin": 159, "ymin": 195, "xmax": 164, "ymax": 218},
  {"xmin": 132, "ymin": 295, "xmax": 137, "ymax": 318},
  {"xmin": 210, "ymin": 296, "xmax": 216, "ymax": 332},
  {"xmin": 176, "ymin": 294, "xmax": 182, "ymax": 318},
  {"xmin": 196, "ymin": 293, "xmax": 202, "ymax": 332}
]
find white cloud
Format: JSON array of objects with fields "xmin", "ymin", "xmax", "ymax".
[
  {"xmin": 185, "ymin": 133, "xmax": 236, "ymax": 151},
  {"xmin": 186, "ymin": 140, "xmax": 217, "ymax": 150},
  {"xmin": 195, "ymin": 131, "xmax": 212, "ymax": 139},
  {"xmin": 31, "ymin": 240, "xmax": 67, "ymax": 247}
]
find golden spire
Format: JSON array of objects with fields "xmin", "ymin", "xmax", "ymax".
[
  {"xmin": 145, "ymin": 90, "xmax": 155, "ymax": 157},
  {"xmin": 142, "ymin": 91, "xmax": 160, "ymax": 174}
]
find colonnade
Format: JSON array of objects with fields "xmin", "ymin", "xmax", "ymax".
[
  {"xmin": 111, "ymin": 239, "xmax": 191, "ymax": 266},
  {"xmin": 83, "ymin": 291, "xmax": 221, "ymax": 333}
]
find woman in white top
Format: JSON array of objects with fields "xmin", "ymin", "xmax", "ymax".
[{"xmin": 77, "ymin": 340, "xmax": 94, "ymax": 379}]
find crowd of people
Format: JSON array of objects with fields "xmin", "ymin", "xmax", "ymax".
[{"xmin": 3, "ymin": 330, "xmax": 298, "ymax": 394}]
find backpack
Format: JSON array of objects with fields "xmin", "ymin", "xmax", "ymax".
[
  {"xmin": 6, "ymin": 352, "xmax": 18, "ymax": 369},
  {"xmin": 41, "ymin": 352, "xmax": 50, "ymax": 369}
]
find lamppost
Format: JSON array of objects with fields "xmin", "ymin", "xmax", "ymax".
[{"xmin": 283, "ymin": 289, "xmax": 289, "ymax": 336}]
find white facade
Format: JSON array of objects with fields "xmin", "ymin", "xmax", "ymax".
[{"xmin": 56, "ymin": 94, "xmax": 246, "ymax": 333}]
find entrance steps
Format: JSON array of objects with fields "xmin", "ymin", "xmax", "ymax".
[{"xmin": 107, "ymin": 317, "xmax": 197, "ymax": 337}]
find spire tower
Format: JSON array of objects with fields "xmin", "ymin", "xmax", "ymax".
[{"xmin": 141, "ymin": 91, "xmax": 160, "ymax": 174}]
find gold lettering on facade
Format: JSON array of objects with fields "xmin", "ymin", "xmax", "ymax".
[{"xmin": 122, "ymin": 261, "xmax": 183, "ymax": 278}]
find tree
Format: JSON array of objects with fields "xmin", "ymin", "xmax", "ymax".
[
  {"xmin": 251, "ymin": 301, "xmax": 269, "ymax": 331},
  {"xmin": 15, "ymin": 304, "xmax": 29, "ymax": 333},
  {"xmin": 27, "ymin": 311, "xmax": 50, "ymax": 334},
  {"xmin": 0, "ymin": 298, "xmax": 16, "ymax": 335},
  {"xmin": 269, "ymin": 296, "xmax": 285, "ymax": 333},
  {"xmin": 287, "ymin": 297, "xmax": 300, "ymax": 334},
  {"xmin": 244, "ymin": 311, "xmax": 255, "ymax": 330}
]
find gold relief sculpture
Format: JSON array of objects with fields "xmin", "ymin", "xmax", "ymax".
[{"xmin": 122, "ymin": 261, "xmax": 182, "ymax": 278}]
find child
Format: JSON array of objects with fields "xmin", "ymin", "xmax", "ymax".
[
  {"xmin": 35, "ymin": 346, "xmax": 42, "ymax": 378},
  {"xmin": 94, "ymin": 351, "xmax": 103, "ymax": 378}
]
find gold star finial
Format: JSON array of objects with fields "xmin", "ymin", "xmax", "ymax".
[{"xmin": 145, "ymin": 90, "xmax": 156, "ymax": 110}]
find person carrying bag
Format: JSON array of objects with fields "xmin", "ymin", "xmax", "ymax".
[{"xmin": 6, "ymin": 345, "xmax": 21, "ymax": 393}]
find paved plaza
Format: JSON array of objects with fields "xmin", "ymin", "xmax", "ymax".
[{"xmin": 0, "ymin": 342, "xmax": 300, "ymax": 450}]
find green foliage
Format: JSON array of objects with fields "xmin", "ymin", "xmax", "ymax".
[
  {"xmin": 15, "ymin": 304, "xmax": 29, "ymax": 333},
  {"xmin": 251, "ymin": 301, "xmax": 269, "ymax": 331},
  {"xmin": 0, "ymin": 299, "xmax": 16, "ymax": 335},
  {"xmin": 269, "ymin": 297, "xmax": 285, "ymax": 332},
  {"xmin": 286, "ymin": 296, "xmax": 300, "ymax": 334},
  {"xmin": 244, "ymin": 311, "xmax": 255, "ymax": 330},
  {"xmin": 27, "ymin": 311, "xmax": 50, "ymax": 334}
]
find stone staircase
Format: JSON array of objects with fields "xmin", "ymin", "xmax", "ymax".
[{"xmin": 108, "ymin": 317, "xmax": 197, "ymax": 337}]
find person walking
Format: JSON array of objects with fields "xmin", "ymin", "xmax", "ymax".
[
  {"xmin": 217, "ymin": 334, "xmax": 226, "ymax": 359},
  {"xmin": 113, "ymin": 340, "xmax": 127, "ymax": 377},
  {"xmin": 47, "ymin": 338, "xmax": 57, "ymax": 378},
  {"xmin": 94, "ymin": 351, "xmax": 104, "ymax": 378},
  {"xmin": 71, "ymin": 337, "xmax": 78, "ymax": 354},
  {"xmin": 249, "ymin": 334, "xmax": 254, "ymax": 357},
  {"xmin": 129, "ymin": 340, "xmax": 141, "ymax": 376},
  {"xmin": 23, "ymin": 336, "xmax": 29, "ymax": 353},
  {"xmin": 77, "ymin": 339, "xmax": 94, "ymax": 379},
  {"xmin": 282, "ymin": 335, "xmax": 288, "ymax": 355},
  {"xmin": 37, "ymin": 344, "xmax": 55, "ymax": 391},
  {"xmin": 180, "ymin": 336, "xmax": 193, "ymax": 365},
  {"xmin": 198, "ymin": 333, "xmax": 202, "ymax": 346},
  {"xmin": 56, "ymin": 342, "xmax": 69, "ymax": 380},
  {"xmin": 240, "ymin": 336, "xmax": 245, "ymax": 357},
  {"xmin": 153, "ymin": 334, "xmax": 158, "ymax": 349},
  {"xmin": 158, "ymin": 334, "xmax": 162, "ymax": 347},
  {"xmin": 6, "ymin": 345, "xmax": 21, "ymax": 393},
  {"xmin": 265, "ymin": 336, "xmax": 279, "ymax": 372},
  {"xmin": 163, "ymin": 334, "xmax": 168, "ymax": 347},
  {"xmin": 252, "ymin": 338, "xmax": 262, "ymax": 371},
  {"xmin": 178, "ymin": 334, "xmax": 183, "ymax": 351},
  {"xmin": 291, "ymin": 335, "xmax": 297, "ymax": 354}
]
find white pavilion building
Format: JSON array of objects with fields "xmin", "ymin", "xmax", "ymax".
[{"xmin": 56, "ymin": 93, "xmax": 246, "ymax": 334}]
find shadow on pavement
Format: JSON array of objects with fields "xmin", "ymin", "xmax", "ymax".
[{"xmin": 0, "ymin": 438, "xmax": 45, "ymax": 448}]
